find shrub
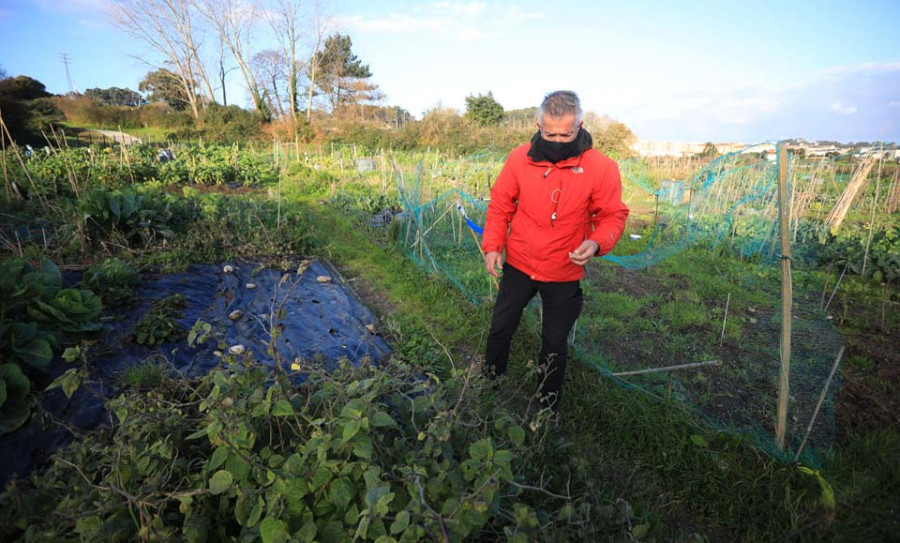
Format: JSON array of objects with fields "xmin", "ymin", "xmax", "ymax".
[
  {"xmin": 0, "ymin": 358, "xmax": 632, "ymax": 541},
  {"xmin": 82, "ymin": 258, "xmax": 140, "ymax": 307},
  {"xmin": 198, "ymin": 103, "xmax": 264, "ymax": 143}
]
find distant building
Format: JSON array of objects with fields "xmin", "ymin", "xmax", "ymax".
[{"xmin": 632, "ymin": 140, "xmax": 748, "ymax": 158}]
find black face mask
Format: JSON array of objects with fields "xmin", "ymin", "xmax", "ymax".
[{"xmin": 528, "ymin": 128, "xmax": 592, "ymax": 164}]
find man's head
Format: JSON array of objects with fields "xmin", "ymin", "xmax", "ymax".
[{"xmin": 536, "ymin": 90, "xmax": 583, "ymax": 142}]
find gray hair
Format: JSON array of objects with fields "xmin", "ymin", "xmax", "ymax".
[{"xmin": 536, "ymin": 90, "xmax": 583, "ymax": 127}]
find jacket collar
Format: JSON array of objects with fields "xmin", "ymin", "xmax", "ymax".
[{"xmin": 526, "ymin": 128, "xmax": 593, "ymax": 167}]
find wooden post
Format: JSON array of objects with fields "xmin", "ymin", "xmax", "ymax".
[{"xmin": 775, "ymin": 143, "xmax": 793, "ymax": 451}]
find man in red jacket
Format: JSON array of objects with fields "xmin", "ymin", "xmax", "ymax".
[{"xmin": 481, "ymin": 90, "xmax": 629, "ymax": 420}]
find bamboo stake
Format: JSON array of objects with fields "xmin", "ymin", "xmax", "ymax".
[
  {"xmin": 775, "ymin": 144, "xmax": 793, "ymax": 452},
  {"xmin": 611, "ymin": 359, "xmax": 722, "ymax": 377},
  {"xmin": 793, "ymin": 347, "xmax": 844, "ymax": 461},
  {"xmin": 0, "ymin": 110, "xmax": 44, "ymax": 208},
  {"xmin": 824, "ymin": 261, "xmax": 849, "ymax": 312},
  {"xmin": 719, "ymin": 292, "xmax": 731, "ymax": 346},
  {"xmin": 860, "ymin": 155, "xmax": 884, "ymax": 277}
]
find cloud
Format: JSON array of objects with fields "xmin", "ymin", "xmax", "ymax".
[
  {"xmin": 34, "ymin": 0, "xmax": 111, "ymax": 29},
  {"xmin": 433, "ymin": 1, "xmax": 487, "ymax": 17},
  {"xmin": 36, "ymin": 0, "xmax": 107, "ymax": 15},
  {"xmin": 625, "ymin": 62, "xmax": 900, "ymax": 142},
  {"xmin": 342, "ymin": 1, "xmax": 542, "ymax": 41},
  {"xmin": 829, "ymin": 102, "xmax": 857, "ymax": 115}
]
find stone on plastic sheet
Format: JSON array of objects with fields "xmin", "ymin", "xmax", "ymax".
[{"xmin": 0, "ymin": 259, "xmax": 390, "ymax": 486}]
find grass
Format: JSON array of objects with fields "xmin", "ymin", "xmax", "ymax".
[
  {"xmin": 2, "ymin": 143, "xmax": 897, "ymax": 541},
  {"xmin": 294, "ymin": 178, "xmax": 900, "ymax": 541},
  {"xmin": 119, "ymin": 359, "xmax": 168, "ymax": 389}
]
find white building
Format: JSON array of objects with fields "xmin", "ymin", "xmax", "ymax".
[{"xmin": 632, "ymin": 140, "xmax": 748, "ymax": 158}]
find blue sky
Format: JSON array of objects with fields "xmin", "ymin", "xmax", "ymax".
[{"xmin": 1, "ymin": 0, "xmax": 898, "ymax": 143}]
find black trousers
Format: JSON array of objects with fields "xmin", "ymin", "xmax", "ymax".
[{"xmin": 485, "ymin": 262, "xmax": 584, "ymax": 407}]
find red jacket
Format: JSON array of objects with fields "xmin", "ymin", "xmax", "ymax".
[{"xmin": 481, "ymin": 143, "xmax": 629, "ymax": 282}]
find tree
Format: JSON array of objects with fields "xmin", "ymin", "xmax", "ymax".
[
  {"xmin": 109, "ymin": 0, "xmax": 215, "ymax": 119},
  {"xmin": 591, "ymin": 119, "xmax": 637, "ymax": 158},
  {"xmin": 314, "ymin": 33, "xmax": 372, "ymax": 115},
  {"xmin": 302, "ymin": 0, "xmax": 331, "ymax": 122},
  {"xmin": 465, "ymin": 91, "xmax": 504, "ymax": 126},
  {"xmin": 0, "ymin": 66, "xmax": 7, "ymax": 80},
  {"xmin": 251, "ymin": 49, "xmax": 288, "ymax": 119},
  {"xmin": 261, "ymin": 0, "xmax": 329, "ymax": 123},
  {"xmin": 83, "ymin": 87, "xmax": 144, "ymax": 107},
  {"xmin": 504, "ymin": 107, "xmax": 538, "ymax": 130},
  {"xmin": 697, "ymin": 142, "xmax": 718, "ymax": 159},
  {"xmin": 196, "ymin": 0, "xmax": 270, "ymax": 119},
  {"xmin": 139, "ymin": 68, "xmax": 196, "ymax": 110},
  {"xmin": 0, "ymin": 76, "xmax": 58, "ymax": 145}
]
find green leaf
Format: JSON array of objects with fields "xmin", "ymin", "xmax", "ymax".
[
  {"xmin": 39, "ymin": 258, "xmax": 62, "ymax": 290},
  {"xmin": 235, "ymin": 495, "xmax": 252, "ymax": 526},
  {"xmin": 259, "ymin": 516, "xmax": 287, "ymax": 543},
  {"xmin": 75, "ymin": 515, "xmax": 101, "ymax": 536},
  {"xmin": 226, "ymin": 455, "xmax": 251, "ymax": 482},
  {"xmin": 632, "ymin": 524, "xmax": 650, "ymax": 538},
  {"xmin": 342, "ymin": 419, "xmax": 361, "ymax": 444},
  {"xmin": 62, "ymin": 369, "xmax": 82, "ymax": 399},
  {"xmin": 390, "ymin": 510, "xmax": 410, "ymax": 534},
  {"xmin": 186, "ymin": 425, "xmax": 211, "ymax": 440},
  {"xmin": 247, "ymin": 497, "xmax": 264, "ymax": 528},
  {"xmin": 62, "ymin": 346, "xmax": 81, "ymax": 363},
  {"xmin": 371, "ymin": 410, "xmax": 397, "ymax": 428},
  {"xmin": 209, "ymin": 470, "xmax": 233, "ymax": 495},
  {"xmin": 272, "ymin": 399, "xmax": 294, "ymax": 416},
  {"xmin": 508, "ymin": 425, "xmax": 525, "ymax": 446},
  {"xmin": 329, "ymin": 477, "xmax": 355, "ymax": 510},
  {"xmin": 469, "ymin": 438, "xmax": 493, "ymax": 461},
  {"xmin": 108, "ymin": 194, "xmax": 121, "ymax": 219},
  {"xmin": 352, "ymin": 436, "xmax": 373, "ymax": 460},
  {"xmin": 297, "ymin": 520, "xmax": 317, "ymax": 542},
  {"xmin": 0, "ymin": 364, "xmax": 31, "ymax": 435},
  {"xmin": 17, "ymin": 339, "xmax": 53, "ymax": 369},
  {"xmin": 311, "ymin": 467, "xmax": 333, "ymax": 490},
  {"xmin": 340, "ymin": 399, "xmax": 365, "ymax": 419},
  {"xmin": 45, "ymin": 368, "xmax": 79, "ymax": 399},
  {"xmin": 208, "ymin": 446, "xmax": 228, "ymax": 471},
  {"xmin": 690, "ymin": 434, "xmax": 708, "ymax": 448}
]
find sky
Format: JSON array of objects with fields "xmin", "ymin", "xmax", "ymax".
[{"xmin": 1, "ymin": 0, "xmax": 898, "ymax": 143}]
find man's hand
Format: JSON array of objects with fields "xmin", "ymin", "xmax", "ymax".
[
  {"xmin": 484, "ymin": 251, "xmax": 504, "ymax": 278},
  {"xmin": 569, "ymin": 240, "xmax": 600, "ymax": 266}
]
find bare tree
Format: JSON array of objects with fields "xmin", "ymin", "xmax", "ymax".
[
  {"xmin": 302, "ymin": 0, "xmax": 331, "ymax": 122},
  {"xmin": 251, "ymin": 49, "xmax": 287, "ymax": 118},
  {"xmin": 261, "ymin": 0, "xmax": 310, "ymax": 122},
  {"xmin": 196, "ymin": 0, "xmax": 270, "ymax": 119},
  {"xmin": 108, "ymin": 0, "xmax": 216, "ymax": 119}
]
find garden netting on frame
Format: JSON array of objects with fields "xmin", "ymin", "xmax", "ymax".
[{"xmin": 394, "ymin": 143, "xmax": 850, "ymax": 467}]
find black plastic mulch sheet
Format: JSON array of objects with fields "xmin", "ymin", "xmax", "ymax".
[{"xmin": 0, "ymin": 259, "xmax": 391, "ymax": 483}]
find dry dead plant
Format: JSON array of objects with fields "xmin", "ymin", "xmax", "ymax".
[{"xmin": 824, "ymin": 154, "xmax": 877, "ymax": 231}]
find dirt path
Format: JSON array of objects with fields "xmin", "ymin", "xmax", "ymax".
[{"xmin": 91, "ymin": 129, "xmax": 143, "ymax": 146}]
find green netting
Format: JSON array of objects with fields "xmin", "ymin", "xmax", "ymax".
[{"xmin": 394, "ymin": 143, "xmax": 845, "ymax": 467}]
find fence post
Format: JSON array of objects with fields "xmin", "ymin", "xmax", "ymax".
[{"xmin": 775, "ymin": 143, "xmax": 793, "ymax": 452}]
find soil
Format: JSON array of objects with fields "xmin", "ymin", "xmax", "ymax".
[
  {"xmin": 581, "ymin": 261, "xmax": 900, "ymax": 458},
  {"xmin": 832, "ymin": 331, "xmax": 900, "ymax": 441}
]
